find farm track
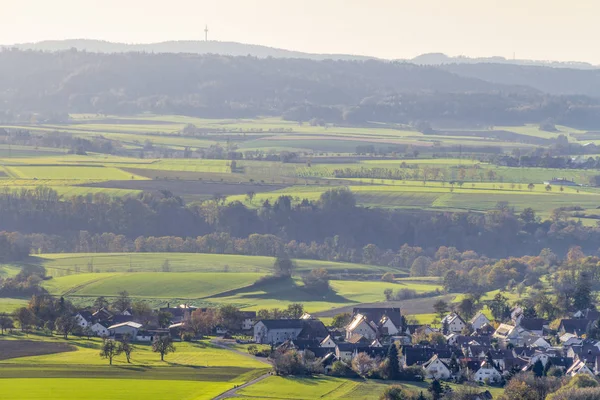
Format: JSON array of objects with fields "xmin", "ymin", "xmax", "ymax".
[{"xmin": 211, "ymin": 339, "xmax": 272, "ymax": 400}]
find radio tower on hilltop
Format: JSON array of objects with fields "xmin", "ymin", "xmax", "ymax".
[{"xmin": 204, "ymin": 25, "xmax": 209, "ymax": 42}]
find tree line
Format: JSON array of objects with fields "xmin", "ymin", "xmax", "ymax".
[{"xmin": 3, "ymin": 187, "xmax": 600, "ymax": 261}]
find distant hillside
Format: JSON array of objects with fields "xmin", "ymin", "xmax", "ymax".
[
  {"xmin": 412, "ymin": 52, "xmax": 597, "ymax": 70},
  {"xmin": 440, "ymin": 63, "xmax": 600, "ymax": 98},
  {"xmin": 2, "ymin": 49, "xmax": 600, "ymax": 128},
  {"xmin": 4, "ymin": 39, "xmax": 377, "ymax": 61}
]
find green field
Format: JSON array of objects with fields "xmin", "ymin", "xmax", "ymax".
[
  {"xmin": 227, "ymin": 179, "xmax": 600, "ymax": 213},
  {"xmin": 19, "ymin": 252, "xmax": 412, "ymax": 314},
  {"xmin": 0, "ymin": 334, "xmax": 269, "ymax": 400},
  {"xmin": 4, "ymin": 165, "xmax": 147, "ymax": 180},
  {"xmin": 236, "ymin": 375, "xmax": 504, "ymax": 400},
  {"xmin": 36, "ymin": 253, "xmax": 394, "ymax": 275},
  {"xmin": 44, "ymin": 272, "xmax": 262, "ymax": 299}
]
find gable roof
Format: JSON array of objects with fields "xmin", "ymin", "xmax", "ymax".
[
  {"xmin": 320, "ymin": 335, "xmax": 335, "ymax": 346},
  {"xmin": 470, "ymin": 312, "xmax": 490, "ymax": 324},
  {"xmin": 423, "ymin": 354, "xmax": 450, "ymax": 370},
  {"xmin": 77, "ymin": 311, "xmax": 93, "ymax": 322},
  {"xmin": 347, "ymin": 314, "xmax": 378, "ymax": 333},
  {"xmin": 298, "ymin": 319, "xmax": 329, "ymax": 340},
  {"xmin": 560, "ymin": 319, "xmax": 592, "ymax": 336},
  {"xmin": 519, "ymin": 318, "xmax": 547, "ymax": 332},
  {"xmin": 442, "ymin": 313, "xmax": 465, "ymax": 326},
  {"xmin": 257, "ymin": 319, "xmax": 304, "ymax": 330},
  {"xmin": 353, "ymin": 307, "xmax": 402, "ymax": 328},
  {"xmin": 403, "ymin": 346, "xmax": 436, "ymax": 366}
]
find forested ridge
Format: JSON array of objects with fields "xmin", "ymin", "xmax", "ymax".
[
  {"xmin": 3, "ymin": 49, "xmax": 600, "ymax": 127},
  {"xmin": 0, "ymin": 187, "xmax": 596, "ymax": 260}
]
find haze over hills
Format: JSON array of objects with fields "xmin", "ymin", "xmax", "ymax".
[
  {"xmin": 4, "ymin": 39, "xmax": 599, "ymax": 70},
  {"xmin": 2, "ymin": 39, "xmax": 377, "ymax": 62}
]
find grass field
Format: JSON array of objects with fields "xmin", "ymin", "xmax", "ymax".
[
  {"xmin": 0, "ymin": 334, "xmax": 269, "ymax": 400},
  {"xmin": 0, "ymin": 298, "xmax": 28, "ymax": 313},
  {"xmin": 35, "ymin": 253, "xmax": 396, "ymax": 275},
  {"xmin": 227, "ymin": 179, "xmax": 600, "ymax": 213},
  {"xmin": 236, "ymin": 375, "xmax": 504, "ymax": 399},
  {"xmin": 43, "ymin": 272, "xmax": 263, "ymax": 299}
]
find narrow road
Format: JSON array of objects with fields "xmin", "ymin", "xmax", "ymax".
[
  {"xmin": 213, "ymin": 371, "xmax": 272, "ymax": 400},
  {"xmin": 211, "ymin": 339, "xmax": 273, "ymax": 400}
]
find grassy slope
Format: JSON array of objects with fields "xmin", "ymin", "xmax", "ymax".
[
  {"xmin": 43, "ymin": 272, "xmax": 263, "ymax": 298},
  {"xmin": 36, "ymin": 253, "xmax": 395, "ymax": 275}
]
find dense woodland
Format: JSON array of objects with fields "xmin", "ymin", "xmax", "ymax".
[
  {"xmin": 3, "ymin": 49, "xmax": 600, "ymax": 127},
  {"xmin": 0, "ymin": 186, "xmax": 597, "ymax": 262}
]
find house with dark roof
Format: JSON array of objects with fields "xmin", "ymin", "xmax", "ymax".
[
  {"xmin": 518, "ymin": 318, "xmax": 547, "ymax": 336},
  {"xmin": 92, "ymin": 308, "xmax": 112, "ymax": 322},
  {"xmin": 352, "ymin": 307, "xmax": 403, "ymax": 336},
  {"xmin": 573, "ymin": 309, "xmax": 600, "ymax": 320},
  {"xmin": 298, "ymin": 319, "xmax": 329, "ymax": 340},
  {"xmin": 74, "ymin": 311, "xmax": 94, "ymax": 328},
  {"xmin": 253, "ymin": 320, "xmax": 304, "ymax": 344},
  {"xmin": 240, "ymin": 311, "xmax": 257, "ymax": 330},
  {"xmin": 253, "ymin": 319, "xmax": 329, "ymax": 344},
  {"xmin": 559, "ymin": 319, "xmax": 592, "ymax": 337},
  {"xmin": 402, "ymin": 346, "xmax": 436, "ymax": 367}
]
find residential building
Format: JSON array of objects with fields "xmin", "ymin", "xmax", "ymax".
[
  {"xmin": 470, "ymin": 312, "xmax": 491, "ymax": 331},
  {"xmin": 423, "ymin": 355, "xmax": 451, "ymax": 380}
]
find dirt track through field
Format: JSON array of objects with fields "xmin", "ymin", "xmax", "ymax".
[{"xmin": 211, "ymin": 339, "xmax": 272, "ymax": 400}]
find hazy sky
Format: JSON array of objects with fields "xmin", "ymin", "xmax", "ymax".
[{"xmin": 2, "ymin": 0, "xmax": 598, "ymax": 63}]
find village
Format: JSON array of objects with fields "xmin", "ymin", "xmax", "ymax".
[{"xmin": 63, "ymin": 300, "xmax": 600, "ymax": 395}]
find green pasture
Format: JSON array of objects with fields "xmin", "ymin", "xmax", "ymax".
[
  {"xmin": 0, "ymin": 298, "xmax": 28, "ymax": 313},
  {"xmin": 237, "ymin": 375, "xmax": 504, "ymax": 400},
  {"xmin": 330, "ymin": 279, "xmax": 442, "ymax": 304},
  {"xmin": 1, "ymin": 379, "xmax": 230, "ymax": 400},
  {"xmin": 43, "ymin": 272, "xmax": 262, "ymax": 299},
  {"xmin": 228, "ymin": 179, "xmax": 600, "ymax": 212},
  {"xmin": 0, "ymin": 334, "xmax": 269, "ymax": 400},
  {"xmin": 35, "ymin": 253, "xmax": 394, "ymax": 275}
]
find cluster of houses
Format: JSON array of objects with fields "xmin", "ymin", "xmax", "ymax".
[
  {"xmin": 252, "ymin": 306, "xmax": 600, "ymax": 385},
  {"xmin": 73, "ymin": 300, "xmax": 600, "ymax": 386},
  {"xmin": 74, "ymin": 303, "xmax": 257, "ymax": 342}
]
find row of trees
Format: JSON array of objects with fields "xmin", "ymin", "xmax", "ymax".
[{"xmin": 4, "ymin": 186, "xmax": 600, "ymax": 259}]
